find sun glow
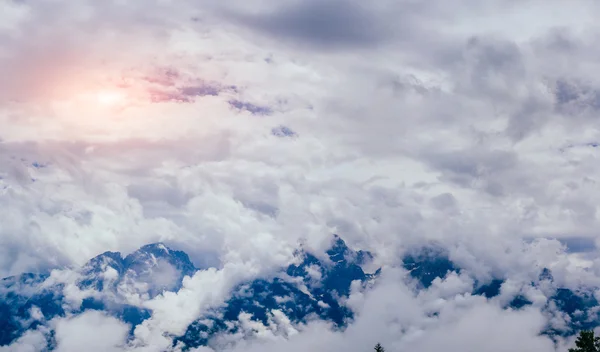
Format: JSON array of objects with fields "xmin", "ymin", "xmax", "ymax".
[{"xmin": 95, "ymin": 90, "xmax": 126, "ymax": 106}]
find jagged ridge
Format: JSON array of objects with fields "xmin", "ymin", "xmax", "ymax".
[{"xmin": 1, "ymin": 238, "xmax": 599, "ymax": 350}]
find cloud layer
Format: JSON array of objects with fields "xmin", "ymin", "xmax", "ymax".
[{"xmin": 2, "ymin": 0, "xmax": 600, "ymax": 351}]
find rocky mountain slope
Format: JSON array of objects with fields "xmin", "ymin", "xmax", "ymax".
[{"xmin": 1, "ymin": 236, "xmax": 598, "ymax": 350}]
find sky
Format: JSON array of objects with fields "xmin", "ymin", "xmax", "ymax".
[{"xmin": 2, "ymin": 0, "xmax": 600, "ymax": 351}]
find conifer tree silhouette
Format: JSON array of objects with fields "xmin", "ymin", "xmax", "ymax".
[
  {"xmin": 569, "ymin": 330, "xmax": 600, "ymax": 352},
  {"xmin": 374, "ymin": 343, "xmax": 385, "ymax": 352}
]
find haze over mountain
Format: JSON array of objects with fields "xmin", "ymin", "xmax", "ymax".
[{"xmin": 2, "ymin": 0, "xmax": 600, "ymax": 351}]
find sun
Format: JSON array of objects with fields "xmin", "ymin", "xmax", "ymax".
[{"xmin": 95, "ymin": 90, "xmax": 126, "ymax": 106}]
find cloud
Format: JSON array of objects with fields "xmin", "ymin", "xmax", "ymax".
[
  {"xmin": 53, "ymin": 311, "xmax": 129, "ymax": 352},
  {"xmin": 223, "ymin": 0, "xmax": 392, "ymax": 50},
  {"xmin": 0, "ymin": 328, "xmax": 48, "ymax": 352},
  {"xmin": 3, "ymin": 0, "xmax": 600, "ymax": 351},
  {"xmin": 228, "ymin": 100, "xmax": 272, "ymax": 115},
  {"xmin": 211, "ymin": 268, "xmax": 556, "ymax": 352}
]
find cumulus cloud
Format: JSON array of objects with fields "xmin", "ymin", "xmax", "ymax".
[
  {"xmin": 53, "ymin": 311, "xmax": 130, "ymax": 352},
  {"xmin": 2, "ymin": 0, "xmax": 600, "ymax": 351}
]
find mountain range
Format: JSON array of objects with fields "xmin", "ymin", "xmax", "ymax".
[{"xmin": 1, "ymin": 236, "xmax": 598, "ymax": 350}]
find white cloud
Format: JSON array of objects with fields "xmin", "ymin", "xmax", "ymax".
[
  {"xmin": 0, "ymin": 328, "xmax": 47, "ymax": 352},
  {"xmin": 53, "ymin": 311, "xmax": 129, "ymax": 352},
  {"xmin": 2, "ymin": 0, "xmax": 600, "ymax": 351},
  {"xmin": 214, "ymin": 268, "xmax": 556, "ymax": 352}
]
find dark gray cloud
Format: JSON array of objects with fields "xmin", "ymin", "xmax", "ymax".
[
  {"xmin": 226, "ymin": 0, "xmax": 392, "ymax": 49},
  {"xmin": 554, "ymin": 79, "xmax": 600, "ymax": 115},
  {"xmin": 419, "ymin": 147, "xmax": 521, "ymax": 196},
  {"xmin": 559, "ymin": 237, "xmax": 597, "ymax": 253}
]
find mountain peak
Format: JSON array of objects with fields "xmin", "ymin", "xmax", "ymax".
[
  {"xmin": 119, "ymin": 243, "xmax": 197, "ymax": 298},
  {"xmin": 76, "ymin": 243, "xmax": 197, "ymax": 297},
  {"xmin": 326, "ymin": 234, "xmax": 351, "ymax": 263},
  {"xmin": 138, "ymin": 242, "xmax": 170, "ymax": 254},
  {"xmin": 403, "ymin": 246, "xmax": 459, "ymax": 288},
  {"xmin": 82, "ymin": 251, "xmax": 124, "ymax": 271},
  {"xmin": 326, "ymin": 235, "xmax": 374, "ymax": 268},
  {"xmin": 79, "ymin": 251, "xmax": 125, "ymax": 291},
  {"xmin": 125, "ymin": 243, "xmax": 195, "ymax": 271},
  {"xmin": 539, "ymin": 267, "xmax": 554, "ymax": 282}
]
